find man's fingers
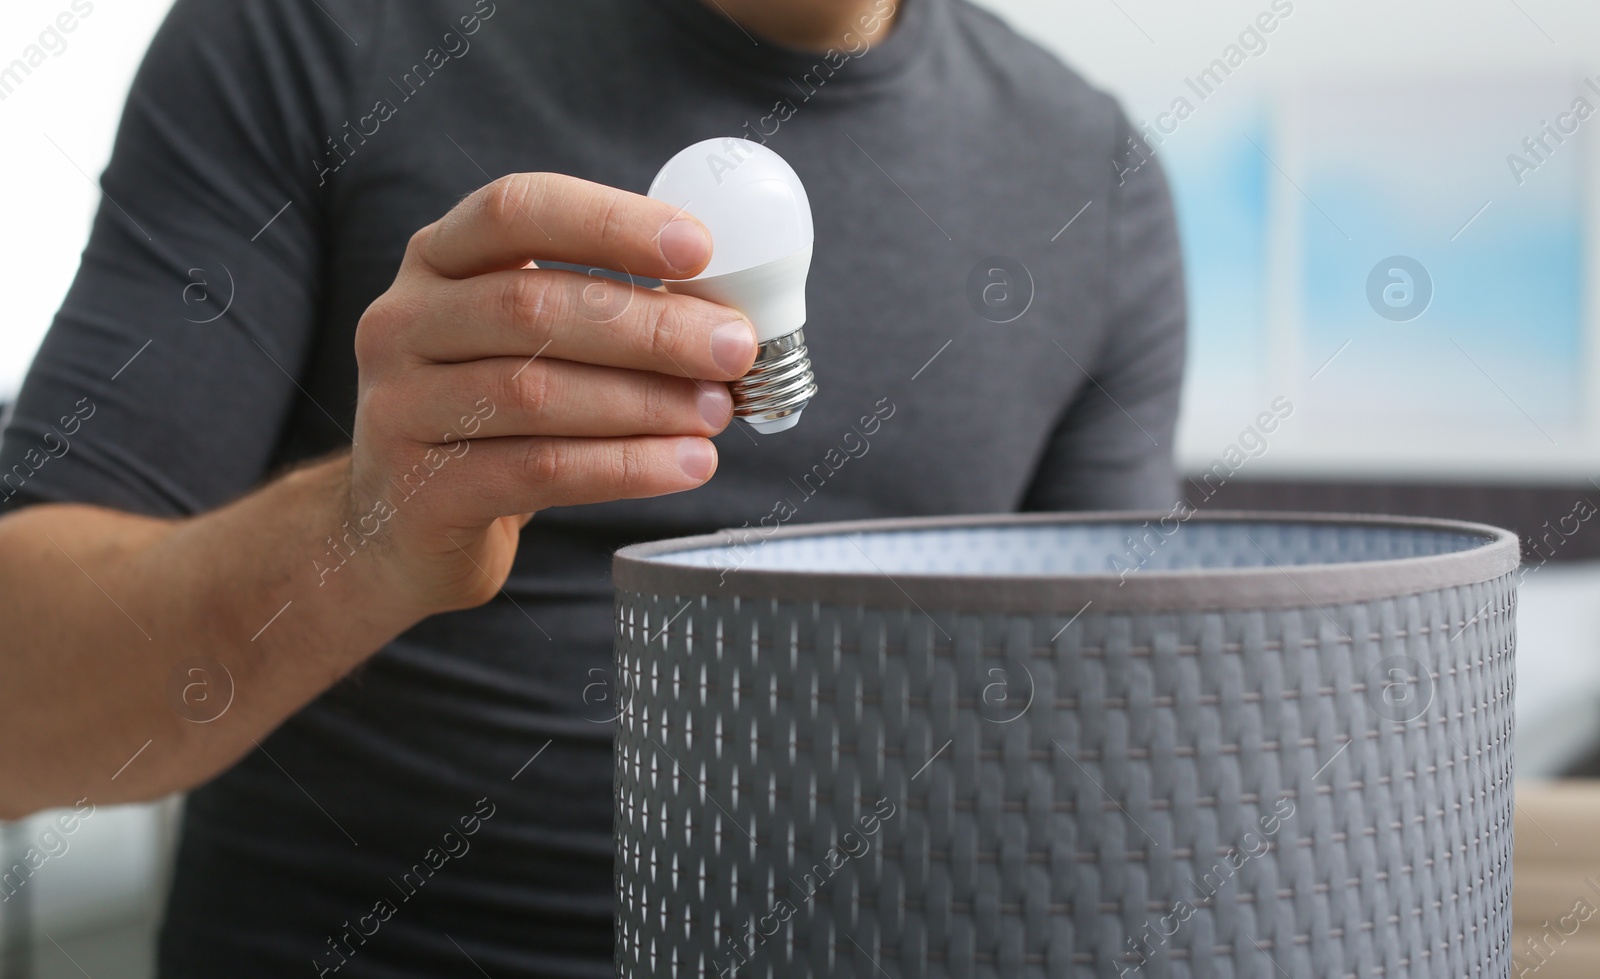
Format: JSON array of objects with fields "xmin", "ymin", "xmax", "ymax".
[
  {"xmin": 399, "ymin": 268, "xmax": 757, "ymax": 381},
  {"xmin": 447, "ymin": 435, "xmax": 718, "ymax": 517},
  {"xmin": 414, "ymin": 173, "xmax": 712, "ymax": 281},
  {"xmin": 389, "ymin": 357, "xmax": 733, "ymax": 440}
]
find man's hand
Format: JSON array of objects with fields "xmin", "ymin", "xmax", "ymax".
[
  {"xmin": 350, "ymin": 173, "xmax": 757, "ymax": 614},
  {"xmin": 0, "ymin": 172, "xmax": 759, "ymax": 814}
]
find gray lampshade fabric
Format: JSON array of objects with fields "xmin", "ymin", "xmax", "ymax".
[{"xmin": 612, "ymin": 512, "xmax": 1519, "ymax": 979}]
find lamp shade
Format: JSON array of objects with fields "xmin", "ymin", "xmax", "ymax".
[{"xmin": 612, "ymin": 512, "xmax": 1518, "ymax": 979}]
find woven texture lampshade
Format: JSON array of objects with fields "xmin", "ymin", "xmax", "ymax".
[{"xmin": 612, "ymin": 512, "xmax": 1518, "ymax": 979}]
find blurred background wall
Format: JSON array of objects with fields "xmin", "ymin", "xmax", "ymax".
[
  {"xmin": 1012, "ymin": 0, "xmax": 1600, "ymax": 485},
  {"xmin": 3, "ymin": 0, "xmax": 1599, "ymax": 976}
]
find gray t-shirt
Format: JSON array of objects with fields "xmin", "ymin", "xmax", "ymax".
[{"xmin": 0, "ymin": 0, "xmax": 1185, "ymax": 974}]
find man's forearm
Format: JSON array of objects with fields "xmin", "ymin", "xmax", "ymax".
[
  {"xmin": 0, "ymin": 453, "xmax": 423, "ymax": 817},
  {"xmin": 0, "ymin": 170, "xmax": 752, "ymax": 818}
]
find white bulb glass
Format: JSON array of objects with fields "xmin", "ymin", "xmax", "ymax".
[{"xmin": 649, "ymin": 138, "xmax": 818, "ymax": 434}]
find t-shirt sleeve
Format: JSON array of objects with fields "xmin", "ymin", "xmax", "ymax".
[
  {"xmin": 1022, "ymin": 107, "xmax": 1188, "ymax": 513},
  {"xmin": 0, "ymin": 0, "xmax": 376, "ymax": 518}
]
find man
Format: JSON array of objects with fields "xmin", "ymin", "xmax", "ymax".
[{"xmin": 0, "ymin": 0, "xmax": 1184, "ymax": 974}]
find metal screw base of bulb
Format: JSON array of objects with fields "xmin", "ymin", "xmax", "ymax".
[{"xmin": 731, "ymin": 329, "xmax": 818, "ymax": 435}]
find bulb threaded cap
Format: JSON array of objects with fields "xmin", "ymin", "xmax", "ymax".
[{"xmin": 731, "ymin": 329, "xmax": 817, "ymax": 435}]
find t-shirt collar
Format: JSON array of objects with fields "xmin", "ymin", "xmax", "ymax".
[{"xmin": 649, "ymin": 0, "xmax": 936, "ymax": 96}]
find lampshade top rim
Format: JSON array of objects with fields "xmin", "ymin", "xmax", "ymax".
[{"xmin": 612, "ymin": 510, "xmax": 1520, "ymax": 613}]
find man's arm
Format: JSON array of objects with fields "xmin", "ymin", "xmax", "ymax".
[
  {"xmin": 1022, "ymin": 108, "xmax": 1188, "ymax": 511},
  {"xmin": 0, "ymin": 172, "xmax": 758, "ymax": 819},
  {"xmin": 0, "ymin": 457, "xmax": 402, "ymax": 815},
  {"xmin": 0, "ymin": 0, "xmax": 756, "ymax": 817}
]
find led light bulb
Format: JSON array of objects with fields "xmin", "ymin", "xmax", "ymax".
[{"xmin": 649, "ymin": 138, "xmax": 818, "ymax": 435}]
